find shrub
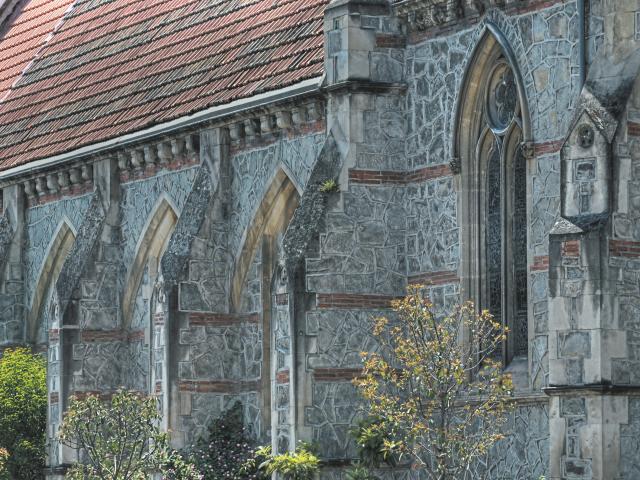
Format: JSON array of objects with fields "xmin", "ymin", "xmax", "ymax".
[
  {"xmin": 189, "ymin": 402, "xmax": 262, "ymax": 480},
  {"xmin": 58, "ymin": 389, "xmax": 167, "ymax": 480},
  {"xmin": 260, "ymin": 443, "xmax": 320, "ymax": 480},
  {"xmin": 160, "ymin": 449, "xmax": 202, "ymax": 480},
  {"xmin": 0, "ymin": 347, "xmax": 47, "ymax": 479}
]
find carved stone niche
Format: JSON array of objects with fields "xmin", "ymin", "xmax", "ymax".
[{"xmin": 561, "ymin": 111, "xmax": 610, "ymax": 219}]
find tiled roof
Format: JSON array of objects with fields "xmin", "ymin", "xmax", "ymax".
[
  {"xmin": 0, "ymin": 0, "xmax": 328, "ymax": 171},
  {"xmin": 0, "ymin": 0, "xmax": 74, "ymax": 102}
]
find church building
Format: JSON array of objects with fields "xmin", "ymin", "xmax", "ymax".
[{"xmin": 0, "ymin": 0, "xmax": 638, "ymax": 478}]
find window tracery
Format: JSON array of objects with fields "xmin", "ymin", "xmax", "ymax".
[
  {"xmin": 477, "ymin": 59, "xmax": 528, "ymax": 361},
  {"xmin": 457, "ymin": 41, "xmax": 530, "ymax": 364}
]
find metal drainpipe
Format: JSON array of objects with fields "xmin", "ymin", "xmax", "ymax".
[{"xmin": 578, "ymin": 0, "xmax": 586, "ymax": 89}]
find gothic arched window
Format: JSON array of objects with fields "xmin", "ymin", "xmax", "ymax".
[{"xmin": 455, "ymin": 27, "xmax": 530, "ymax": 365}]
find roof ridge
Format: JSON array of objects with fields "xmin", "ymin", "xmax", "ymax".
[{"xmin": 1, "ymin": 0, "xmax": 323, "ymax": 111}]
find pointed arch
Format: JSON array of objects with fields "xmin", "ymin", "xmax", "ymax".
[
  {"xmin": 28, "ymin": 219, "xmax": 76, "ymax": 344},
  {"xmin": 455, "ymin": 22, "xmax": 531, "ymax": 365},
  {"xmin": 122, "ymin": 196, "xmax": 178, "ymax": 328},
  {"xmin": 453, "ymin": 21, "xmax": 531, "ymax": 158},
  {"xmin": 230, "ymin": 168, "xmax": 300, "ymax": 311}
]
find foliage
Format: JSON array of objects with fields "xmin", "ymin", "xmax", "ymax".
[
  {"xmin": 58, "ymin": 389, "xmax": 168, "ymax": 480},
  {"xmin": 0, "ymin": 347, "xmax": 47, "ymax": 479},
  {"xmin": 160, "ymin": 449, "xmax": 202, "ymax": 480},
  {"xmin": 344, "ymin": 463, "xmax": 380, "ymax": 480},
  {"xmin": 354, "ymin": 285, "xmax": 515, "ymax": 480},
  {"xmin": 189, "ymin": 402, "xmax": 263, "ymax": 480},
  {"xmin": 350, "ymin": 416, "xmax": 399, "ymax": 469},
  {"xmin": 260, "ymin": 443, "xmax": 320, "ymax": 480},
  {"xmin": 319, "ymin": 178, "xmax": 339, "ymax": 193},
  {"xmin": 0, "ymin": 448, "xmax": 9, "ymax": 480}
]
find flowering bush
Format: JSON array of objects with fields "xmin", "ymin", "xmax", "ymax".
[
  {"xmin": 160, "ymin": 449, "xmax": 202, "ymax": 480},
  {"xmin": 189, "ymin": 402, "xmax": 264, "ymax": 480}
]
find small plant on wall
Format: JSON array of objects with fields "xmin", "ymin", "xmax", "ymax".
[
  {"xmin": 352, "ymin": 284, "xmax": 515, "ymax": 480},
  {"xmin": 319, "ymin": 178, "xmax": 339, "ymax": 193}
]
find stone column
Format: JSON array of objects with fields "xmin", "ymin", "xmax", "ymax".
[{"xmin": 0, "ymin": 184, "xmax": 25, "ymax": 347}]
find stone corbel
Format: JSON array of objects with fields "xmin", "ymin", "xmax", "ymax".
[{"xmin": 521, "ymin": 141, "xmax": 535, "ymax": 160}]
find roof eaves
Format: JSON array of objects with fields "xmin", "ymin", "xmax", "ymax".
[{"xmin": 0, "ymin": 76, "xmax": 323, "ymax": 183}]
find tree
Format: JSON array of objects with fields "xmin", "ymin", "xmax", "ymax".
[
  {"xmin": 58, "ymin": 390, "xmax": 168, "ymax": 480},
  {"xmin": 0, "ymin": 347, "xmax": 47, "ymax": 479},
  {"xmin": 353, "ymin": 285, "xmax": 515, "ymax": 480}
]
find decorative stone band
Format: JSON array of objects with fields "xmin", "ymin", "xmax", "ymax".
[
  {"xmin": 316, "ymin": 293, "xmax": 400, "ymax": 309},
  {"xmin": 610, "ymin": 239, "xmax": 640, "ymax": 258},
  {"xmin": 22, "ymin": 163, "xmax": 94, "ymax": 207},
  {"xmin": 396, "ymin": 0, "xmax": 566, "ymax": 40},
  {"xmin": 349, "ymin": 164, "xmax": 452, "ymax": 185},
  {"xmin": 118, "ymin": 133, "xmax": 200, "ymax": 183},
  {"xmin": 188, "ymin": 312, "xmax": 259, "ymax": 327},
  {"xmin": 79, "ymin": 329, "xmax": 145, "ymax": 343},
  {"xmin": 178, "ymin": 379, "xmax": 260, "ymax": 394},
  {"xmin": 628, "ymin": 121, "xmax": 640, "ymax": 137},
  {"xmin": 543, "ymin": 384, "xmax": 640, "ymax": 396},
  {"xmin": 313, "ymin": 368, "xmax": 362, "ymax": 382},
  {"xmin": 230, "ymin": 118, "xmax": 325, "ymax": 156},
  {"xmin": 531, "ymin": 255, "xmax": 550, "ymax": 271},
  {"xmin": 408, "ymin": 269, "xmax": 459, "ymax": 285}
]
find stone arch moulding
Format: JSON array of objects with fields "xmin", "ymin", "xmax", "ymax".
[
  {"xmin": 122, "ymin": 195, "xmax": 178, "ymax": 328},
  {"xmin": 28, "ymin": 218, "xmax": 77, "ymax": 344},
  {"xmin": 454, "ymin": 21, "xmax": 532, "ymax": 368},
  {"xmin": 230, "ymin": 167, "xmax": 300, "ymax": 311},
  {"xmin": 452, "ymin": 21, "xmax": 532, "ymax": 164}
]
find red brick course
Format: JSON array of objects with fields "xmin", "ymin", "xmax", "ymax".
[
  {"xmin": 610, "ymin": 240, "xmax": 640, "ymax": 258},
  {"xmin": 313, "ymin": 368, "xmax": 362, "ymax": 382},
  {"xmin": 375, "ymin": 34, "xmax": 406, "ymax": 48},
  {"xmin": 188, "ymin": 312, "xmax": 259, "ymax": 327},
  {"xmin": 408, "ymin": 270, "xmax": 459, "ymax": 286},
  {"xmin": 316, "ymin": 293, "xmax": 399, "ymax": 309},
  {"xmin": 178, "ymin": 380, "xmax": 260, "ymax": 393},
  {"xmin": 533, "ymin": 139, "xmax": 564, "ymax": 156},
  {"xmin": 80, "ymin": 329, "xmax": 145, "ymax": 343},
  {"xmin": 628, "ymin": 121, "xmax": 640, "ymax": 137},
  {"xmin": 561, "ymin": 240, "xmax": 581, "ymax": 258},
  {"xmin": 276, "ymin": 370, "xmax": 290, "ymax": 384},
  {"xmin": 349, "ymin": 164, "xmax": 451, "ymax": 185},
  {"xmin": 531, "ymin": 255, "xmax": 550, "ymax": 271}
]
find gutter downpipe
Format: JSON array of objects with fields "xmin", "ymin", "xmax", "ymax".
[{"xmin": 578, "ymin": 0, "xmax": 586, "ymax": 89}]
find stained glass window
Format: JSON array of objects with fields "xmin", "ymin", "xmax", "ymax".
[{"xmin": 477, "ymin": 59, "xmax": 529, "ymax": 362}]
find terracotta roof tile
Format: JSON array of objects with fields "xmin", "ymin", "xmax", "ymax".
[
  {"xmin": 0, "ymin": 0, "xmax": 74, "ymax": 101},
  {"xmin": 0, "ymin": 0, "xmax": 328, "ymax": 170}
]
